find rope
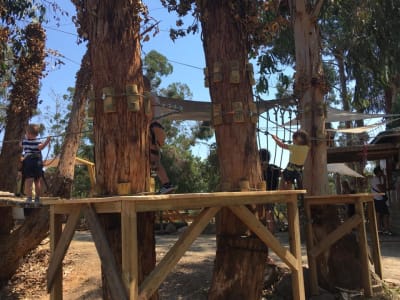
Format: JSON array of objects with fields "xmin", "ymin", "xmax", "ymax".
[
  {"xmin": 279, "ymin": 107, "xmax": 286, "ymax": 168},
  {"xmin": 271, "ymin": 107, "xmax": 278, "ymax": 165}
]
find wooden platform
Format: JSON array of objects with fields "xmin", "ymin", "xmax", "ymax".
[
  {"xmin": 42, "ymin": 190, "xmax": 307, "ymax": 300},
  {"xmin": 0, "ymin": 193, "xmax": 50, "ymax": 208},
  {"xmin": 304, "ymin": 194, "xmax": 382, "ymax": 297}
]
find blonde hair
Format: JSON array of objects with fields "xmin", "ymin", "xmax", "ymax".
[{"xmin": 26, "ymin": 124, "xmax": 40, "ymax": 137}]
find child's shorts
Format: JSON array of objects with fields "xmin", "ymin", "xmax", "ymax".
[
  {"xmin": 22, "ymin": 156, "xmax": 43, "ymax": 179},
  {"xmin": 282, "ymin": 169, "xmax": 301, "ymax": 184}
]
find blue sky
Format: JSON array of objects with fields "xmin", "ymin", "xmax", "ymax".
[
  {"xmin": 40, "ymin": 1, "xmax": 210, "ymax": 107},
  {"xmin": 36, "ymin": 1, "xmax": 212, "ymax": 158},
  {"xmin": 36, "ymin": 0, "xmax": 288, "ymax": 164}
]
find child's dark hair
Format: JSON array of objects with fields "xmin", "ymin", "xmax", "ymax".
[
  {"xmin": 26, "ymin": 124, "xmax": 40, "ymax": 136},
  {"xmin": 259, "ymin": 148, "xmax": 271, "ymax": 163},
  {"xmin": 293, "ymin": 129, "xmax": 309, "ymax": 145},
  {"xmin": 373, "ymin": 166, "xmax": 382, "ymax": 175}
]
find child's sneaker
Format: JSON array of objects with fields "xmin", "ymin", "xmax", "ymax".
[
  {"xmin": 26, "ymin": 197, "xmax": 32, "ymax": 203},
  {"xmin": 34, "ymin": 196, "xmax": 40, "ymax": 203},
  {"xmin": 158, "ymin": 183, "xmax": 175, "ymax": 194}
]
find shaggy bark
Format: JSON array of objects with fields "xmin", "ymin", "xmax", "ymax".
[
  {"xmin": 290, "ymin": 0, "xmax": 365, "ymax": 291},
  {"xmin": 198, "ymin": 2, "xmax": 266, "ymax": 299},
  {"xmin": 0, "ymin": 23, "xmax": 46, "ymax": 192},
  {"xmin": 75, "ymin": 0, "xmax": 156, "ymax": 298},
  {"xmin": 0, "ymin": 23, "xmax": 47, "ymax": 287},
  {"xmin": 0, "ymin": 207, "xmax": 49, "ymax": 286}
]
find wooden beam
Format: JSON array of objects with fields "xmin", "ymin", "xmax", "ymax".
[
  {"xmin": 121, "ymin": 201, "xmax": 139, "ymax": 299},
  {"xmin": 42, "ymin": 190, "xmax": 306, "ymax": 210},
  {"xmin": 49, "ymin": 206, "xmax": 63, "ymax": 300},
  {"xmin": 47, "ymin": 206, "xmax": 82, "ymax": 292},
  {"xmin": 304, "ymin": 201, "xmax": 319, "ymax": 295},
  {"xmin": 139, "ymin": 206, "xmax": 220, "ymax": 300},
  {"xmin": 355, "ymin": 201, "xmax": 372, "ymax": 297},
  {"xmin": 327, "ymin": 143, "xmax": 398, "ymax": 163},
  {"xmin": 305, "ymin": 194, "xmax": 373, "ymax": 205},
  {"xmin": 287, "ymin": 200, "xmax": 305, "ymax": 300},
  {"xmin": 229, "ymin": 205, "xmax": 299, "ymax": 271},
  {"xmin": 84, "ymin": 204, "xmax": 128, "ymax": 300},
  {"xmin": 309, "ymin": 215, "xmax": 362, "ymax": 258},
  {"xmin": 366, "ymin": 202, "xmax": 383, "ymax": 278}
]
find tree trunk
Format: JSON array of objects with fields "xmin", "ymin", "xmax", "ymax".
[
  {"xmin": 334, "ymin": 49, "xmax": 352, "ymax": 130},
  {"xmin": 198, "ymin": 2, "xmax": 266, "ymax": 299},
  {"xmin": 0, "ymin": 23, "xmax": 47, "ymax": 287},
  {"xmin": 291, "ymin": 0, "xmax": 328, "ymax": 195},
  {"xmin": 0, "ymin": 207, "xmax": 49, "ymax": 286},
  {"xmin": 0, "ymin": 23, "xmax": 46, "ymax": 192},
  {"xmin": 78, "ymin": 1, "xmax": 156, "ymax": 298},
  {"xmin": 384, "ymin": 79, "xmax": 399, "ymax": 115},
  {"xmin": 291, "ymin": 0, "xmax": 366, "ymax": 291},
  {"xmin": 48, "ymin": 49, "xmax": 91, "ymax": 198}
]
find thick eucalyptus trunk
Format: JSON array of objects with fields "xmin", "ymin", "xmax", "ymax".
[
  {"xmin": 0, "ymin": 207, "xmax": 49, "ymax": 286},
  {"xmin": 76, "ymin": 1, "xmax": 156, "ymax": 299},
  {"xmin": 290, "ymin": 0, "xmax": 328, "ymax": 195},
  {"xmin": 198, "ymin": 2, "xmax": 266, "ymax": 299},
  {"xmin": 0, "ymin": 23, "xmax": 47, "ymax": 287},
  {"xmin": 0, "ymin": 23, "xmax": 46, "ymax": 192},
  {"xmin": 290, "ymin": 0, "xmax": 366, "ymax": 291}
]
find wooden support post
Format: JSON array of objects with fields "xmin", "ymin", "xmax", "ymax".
[
  {"xmin": 355, "ymin": 200, "xmax": 373, "ymax": 297},
  {"xmin": 47, "ymin": 206, "xmax": 82, "ymax": 292},
  {"xmin": 367, "ymin": 202, "xmax": 383, "ymax": 279},
  {"xmin": 139, "ymin": 206, "xmax": 220, "ymax": 300},
  {"xmin": 304, "ymin": 201, "xmax": 319, "ymax": 296},
  {"xmin": 229, "ymin": 205, "xmax": 299, "ymax": 271},
  {"xmin": 287, "ymin": 199, "xmax": 306, "ymax": 300},
  {"xmin": 84, "ymin": 204, "xmax": 128, "ymax": 300},
  {"xmin": 50, "ymin": 205, "xmax": 63, "ymax": 300},
  {"xmin": 309, "ymin": 215, "xmax": 362, "ymax": 258},
  {"xmin": 121, "ymin": 201, "xmax": 139, "ymax": 299}
]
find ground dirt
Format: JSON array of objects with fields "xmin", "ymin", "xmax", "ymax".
[{"xmin": 1, "ymin": 229, "xmax": 399, "ymax": 300}]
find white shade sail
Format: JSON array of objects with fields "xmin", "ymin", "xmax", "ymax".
[
  {"xmin": 327, "ymin": 163, "xmax": 364, "ymax": 177},
  {"xmin": 156, "ymin": 96, "xmax": 390, "ymax": 123}
]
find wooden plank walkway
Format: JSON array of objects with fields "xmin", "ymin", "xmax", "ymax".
[{"xmin": 41, "ymin": 190, "xmax": 307, "ymax": 300}]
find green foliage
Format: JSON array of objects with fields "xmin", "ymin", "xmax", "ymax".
[
  {"xmin": 72, "ymin": 165, "xmax": 91, "ymax": 197},
  {"xmin": 200, "ymin": 143, "xmax": 220, "ymax": 192},
  {"xmin": 321, "ymin": 0, "xmax": 400, "ymax": 115},
  {"xmin": 143, "ymin": 50, "xmax": 173, "ymax": 89}
]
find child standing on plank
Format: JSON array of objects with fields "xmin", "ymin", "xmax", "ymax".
[
  {"xmin": 272, "ymin": 130, "xmax": 309, "ymax": 190},
  {"xmin": 21, "ymin": 124, "xmax": 50, "ymax": 203},
  {"xmin": 144, "ymin": 77, "xmax": 175, "ymax": 194}
]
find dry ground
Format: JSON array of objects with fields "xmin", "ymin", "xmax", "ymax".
[{"xmin": 1, "ymin": 230, "xmax": 400, "ymax": 300}]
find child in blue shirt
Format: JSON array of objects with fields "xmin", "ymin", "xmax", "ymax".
[{"xmin": 21, "ymin": 124, "xmax": 50, "ymax": 203}]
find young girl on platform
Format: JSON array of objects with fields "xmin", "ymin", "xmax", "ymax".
[{"xmin": 272, "ymin": 130, "xmax": 309, "ymax": 190}]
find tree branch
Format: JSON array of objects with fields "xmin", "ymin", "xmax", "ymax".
[{"xmin": 311, "ymin": 0, "xmax": 324, "ymax": 19}]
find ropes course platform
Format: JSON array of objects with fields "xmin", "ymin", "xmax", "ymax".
[
  {"xmin": 42, "ymin": 190, "xmax": 307, "ymax": 300},
  {"xmin": 304, "ymin": 194, "xmax": 382, "ymax": 297},
  {"xmin": 0, "ymin": 192, "xmax": 58, "ymax": 208}
]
